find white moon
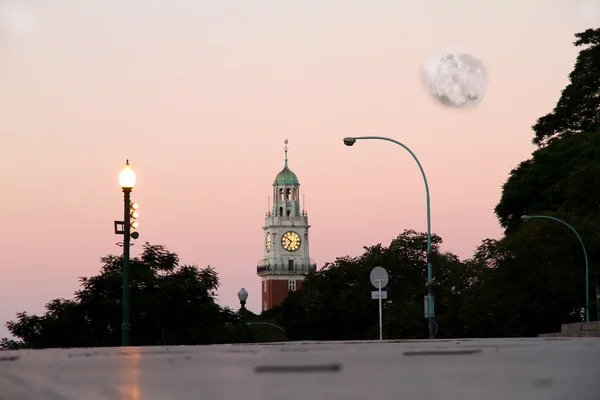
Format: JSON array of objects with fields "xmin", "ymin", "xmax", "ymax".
[{"xmin": 420, "ymin": 49, "xmax": 488, "ymax": 109}]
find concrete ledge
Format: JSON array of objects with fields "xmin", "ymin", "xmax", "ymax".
[
  {"xmin": 581, "ymin": 322, "xmax": 599, "ymax": 331},
  {"xmin": 562, "ymin": 323, "xmax": 580, "ymax": 333},
  {"xmin": 581, "ymin": 331, "xmax": 600, "ymax": 337},
  {"xmin": 540, "ymin": 321, "xmax": 600, "ymax": 338}
]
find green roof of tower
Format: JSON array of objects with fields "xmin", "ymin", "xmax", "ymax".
[{"xmin": 273, "ymin": 139, "xmax": 299, "ymax": 185}]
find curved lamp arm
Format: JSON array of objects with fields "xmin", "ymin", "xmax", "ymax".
[
  {"xmin": 346, "ymin": 136, "xmax": 432, "ymax": 275},
  {"xmin": 344, "ymin": 135, "xmax": 436, "ymax": 339}
]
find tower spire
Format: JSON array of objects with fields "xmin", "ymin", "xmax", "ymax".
[{"xmin": 284, "ymin": 139, "xmax": 289, "ymax": 167}]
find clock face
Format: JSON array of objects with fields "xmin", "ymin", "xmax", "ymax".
[
  {"xmin": 265, "ymin": 232, "xmax": 272, "ymax": 252},
  {"xmin": 281, "ymin": 231, "xmax": 301, "ymax": 252}
]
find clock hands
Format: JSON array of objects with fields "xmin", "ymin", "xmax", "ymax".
[{"xmin": 282, "ymin": 232, "xmax": 300, "ymax": 251}]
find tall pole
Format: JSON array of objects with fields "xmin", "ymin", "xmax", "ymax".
[
  {"xmin": 346, "ymin": 136, "xmax": 435, "ymax": 339},
  {"xmin": 122, "ymin": 188, "xmax": 132, "ymax": 346},
  {"xmin": 238, "ymin": 288, "xmax": 248, "ymax": 343},
  {"xmin": 596, "ymin": 286, "xmax": 600, "ymax": 322},
  {"xmin": 378, "ymin": 279, "xmax": 383, "ymax": 341},
  {"xmin": 522, "ymin": 215, "xmax": 590, "ymax": 322}
]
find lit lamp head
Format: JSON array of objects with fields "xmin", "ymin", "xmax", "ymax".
[
  {"xmin": 119, "ymin": 160, "xmax": 137, "ymax": 190},
  {"xmin": 520, "ymin": 215, "xmax": 532, "ymax": 221},
  {"xmin": 238, "ymin": 288, "xmax": 249, "ymax": 307},
  {"xmin": 343, "ymin": 137, "xmax": 357, "ymax": 146}
]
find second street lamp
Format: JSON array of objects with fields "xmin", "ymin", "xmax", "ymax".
[
  {"xmin": 238, "ymin": 288, "xmax": 249, "ymax": 310},
  {"xmin": 115, "ymin": 160, "xmax": 140, "ymax": 346},
  {"xmin": 521, "ymin": 214, "xmax": 590, "ymax": 322},
  {"xmin": 238, "ymin": 288, "xmax": 249, "ymax": 342},
  {"xmin": 344, "ymin": 136, "xmax": 436, "ymax": 339}
]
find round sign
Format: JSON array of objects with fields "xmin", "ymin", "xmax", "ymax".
[{"xmin": 369, "ymin": 266, "xmax": 389, "ymax": 289}]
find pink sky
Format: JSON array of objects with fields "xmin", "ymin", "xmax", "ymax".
[{"xmin": 0, "ymin": 1, "xmax": 598, "ymax": 339}]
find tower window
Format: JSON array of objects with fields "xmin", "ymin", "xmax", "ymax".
[
  {"xmin": 263, "ymin": 280, "xmax": 267, "ymax": 293},
  {"xmin": 286, "ymin": 188, "xmax": 292, "ymax": 201},
  {"xmin": 286, "ymin": 209, "xmax": 291, "ymax": 217},
  {"xmin": 293, "ymin": 189, "xmax": 298, "ymax": 200},
  {"xmin": 288, "ymin": 259, "xmax": 294, "ymax": 270},
  {"xmin": 288, "ymin": 280, "xmax": 296, "ymax": 291},
  {"xmin": 263, "ymin": 301, "xmax": 267, "ymax": 311},
  {"xmin": 279, "ymin": 207, "xmax": 283, "ymax": 216},
  {"xmin": 279, "ymin": 189, "xmax": 284, "ymax": 201}
]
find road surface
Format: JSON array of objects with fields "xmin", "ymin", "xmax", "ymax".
[{"xmin": 1, "ymin": 338, "xmax": 598, "ymax": 399}]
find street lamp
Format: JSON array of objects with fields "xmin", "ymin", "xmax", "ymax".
[
  {"xmin": 237, "ymin": 288, "xmax": 249, "ymax": 343},
  {"xmin": 238, "ymin": 288, "xmax": 248, "ymax": 310},
  {"xmin": 344, "ymin": 136, "xmax": 436, "ymax": 339},
  {"xmin": 116, "ymin": 160, "xmax": 139, "ymax": 346},
  {"xmin": 520, "ymin": 214, "xmax": 590, "ymax": 322}
]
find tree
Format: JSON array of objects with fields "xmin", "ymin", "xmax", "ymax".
[
  {"xmin": 495, "ymin": 131, "xmax": 600, "ymax": 233},
  {"xmin": 2, "ymin": 243, "xmax": 234, "ymax": 349},
  {"xmin": 465, "ymin": 216, "xmax": 600, "ymax": 337},
  {"xmin": 489, "ymin": 28, "xmax": 600, "ymax": 337},
  {"xmin": 532, "ymin": 28, "xmax": 600, "ymax": 147},
  {"xmin": 273, "ymin": 230, "xmax": 482, "ymax": 340},
  {"xmin": 0, "ymin": 338, "xmax": 26, "ymax": 350}
]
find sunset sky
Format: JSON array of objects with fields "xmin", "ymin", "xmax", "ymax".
[{"xmin": 1, "ymin": 0, "xmax": 598, "ymax": 339}]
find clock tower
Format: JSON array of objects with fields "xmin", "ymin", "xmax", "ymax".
[{"xmin": 257, "ymin": 139, "xmax": 316, "ymax": 311}]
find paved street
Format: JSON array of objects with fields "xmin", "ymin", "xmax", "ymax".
[{"xmin": 1, "ymin": 338, "xmax": 599, "ymax": 399}]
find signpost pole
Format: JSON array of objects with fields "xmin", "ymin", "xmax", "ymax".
[
  {"xmin": 369, "ymin": 266, "xmax": 389, "ymax": 342},
  {"xmin": 378, "ymin": 279, "xmax": 383, "ymax": 341}
]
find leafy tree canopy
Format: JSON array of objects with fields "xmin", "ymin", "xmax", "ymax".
[
  {"xmin": 268, "ymin": 230, "xmax": 485, "ymax": 341},
  {"xmin": 3, "ymin": 243, "xmax": 237, "ymax": 349},
  {"xmin": 532, "ymin": 28, "xmax": 600, "ymax": 146},
  {"xmin": 495, "ymin": 131, "xmax": 600, "ymax": 232},
  {"xmin": 467, "ymin": 213, "xmax": 599, "ymax": 337},
  {"xmin": 490, "ymin": 28, "xmax": 600, "ymax": 334}
]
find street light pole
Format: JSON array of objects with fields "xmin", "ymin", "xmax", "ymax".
[
  {"xmin": 344, "ymin": 136, "xmax": 436, "ymax": 339},
  {"xmin": 238, "ymin": 288, "xmax": 249, "ymax": 343},
  {"xmin": 521, "ymin": 215, "xmax": 590, "ymax": 322},
  {"xmin": 118, "ymin": 160, "xmax": 137, "ymax": 346},
  {"xmin": 122, "ymin": 187, "xmax": 132, "ymax": 346}
]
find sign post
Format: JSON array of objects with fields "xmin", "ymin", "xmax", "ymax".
[{"xmin": 369, "ymin": 266, "xmax": 389, "ymax": 341}]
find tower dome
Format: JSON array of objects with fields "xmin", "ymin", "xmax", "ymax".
[{"xmin": 273, "ymin": 139, "xmax": 299, "ymax": 186}]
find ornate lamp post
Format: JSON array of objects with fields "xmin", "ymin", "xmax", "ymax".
[
  {"xmin": 238, "ymin": 288, "xmax": 248, "ymax": 310},
  {"xmin": 238, "ymin": 288, "xmax": 249, "ymax": 343},
  {"xmin": 116, "ymin": 160, "xmax": 138, "ymax": 346}
]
